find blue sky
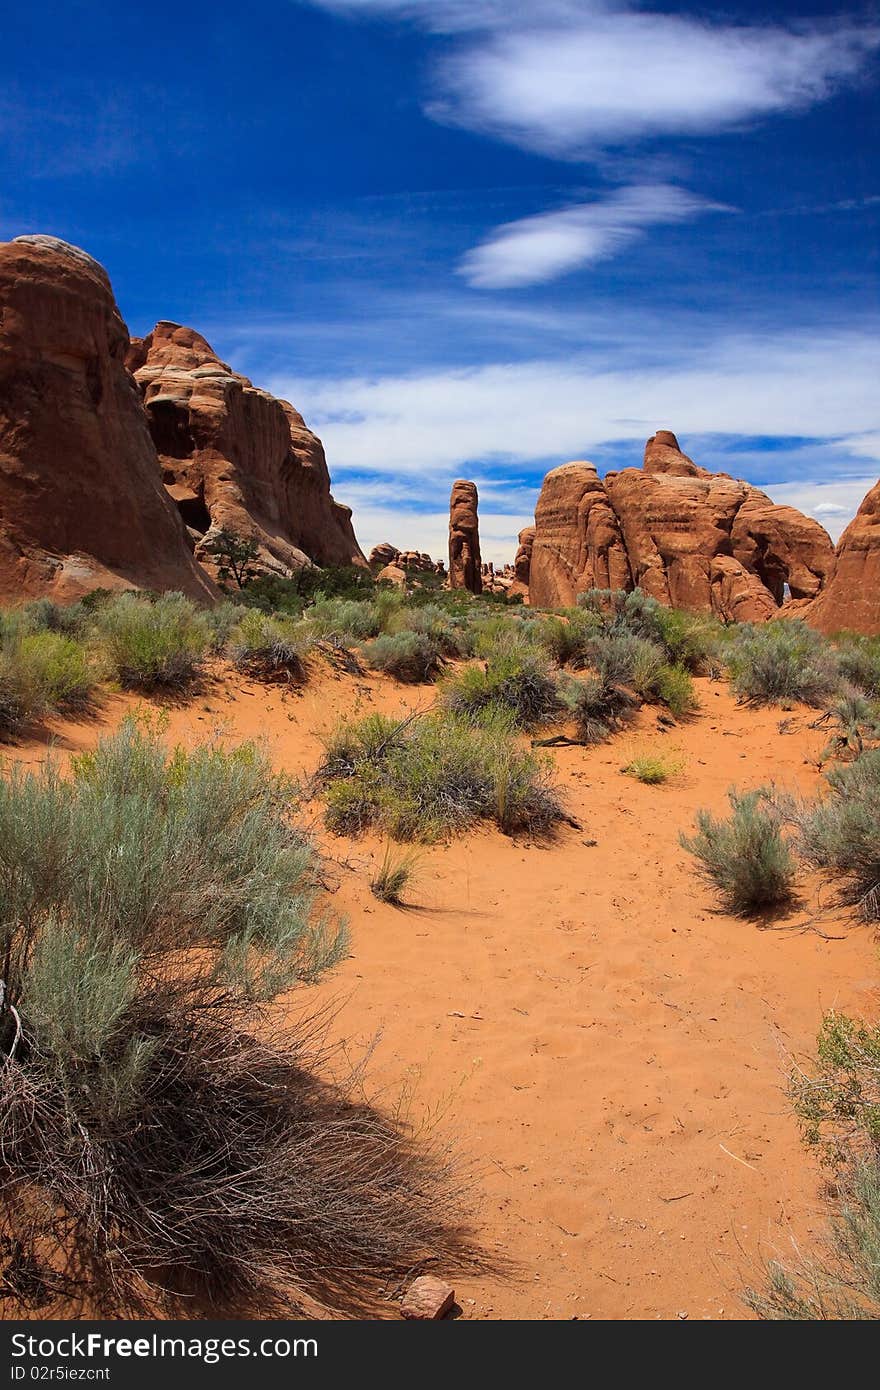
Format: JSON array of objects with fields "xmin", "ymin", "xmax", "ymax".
[{"xmin": 3, "ymin": 1, "xmax": 878, "ymax": 562}]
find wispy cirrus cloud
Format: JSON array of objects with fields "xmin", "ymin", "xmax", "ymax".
[
  {"xmin": 276, "ymin": 325, "xmax": 880, "ymax": 479},
  {"xmin": 459, "ymin": 183, "xmax": 728, "ymax": 288},
  {"xmin": 306, "ymin": 2, "xmax": 880, "ymax": 156},
  {"xmin": 266, "ymin": 318, "xmax": 880, "ymax": 559}
]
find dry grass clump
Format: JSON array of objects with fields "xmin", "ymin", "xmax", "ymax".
[
  {"xmin": 621, "ymin": 746, "xmax": 684, "ymax": 785},
  {"xmin": 370, "ymin": 843, "xmax": 422, "ymax": 904},
  {"xmin": 0, "ymin": 718, "xmax": 473, "ymax": 1316}
]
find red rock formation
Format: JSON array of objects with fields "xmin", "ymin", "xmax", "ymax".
[
  {"xmin": 605, "ymin": 466, "xmax": 752, "ymax": 611},
  {"xmin": 511, "ymin": 525, "xmax": 535, "ymax": 596},
  {"xmin": 448, "ymin": 480, "xmax": 482, "ymax": 593},
  {"xmin": 730, "ymin": 494, "xmax": 833, "ymax": 602},
  {"xmin": 528, "ymin": 462, "xmax": 631, "ymax": 609},
  {"xmin": 128, "ymin": 321, "xmax": 365, "ymax": 579},
  {"xmin": 368, "ymin": 543, "xmax": 440, "ymax": 575},
  {"xmin": 375, "ymin": 562, "xmax": 407, "ymax": 588},
  {"xmin": 526, "ymin": 432, "xmax": 836, "ymax": 619},
  {"xmin": 642, "ymin": 429, "xmax": 699, "ymax": 477},
  {"xmin": 0, "ymin": 236, "xmax": 215, "ymax": 603},
  {"xmin": 368, "ymin": 542, "xmax": 400, "ymax": 569},
  {"xmin": 709, "ymin": 556, "xmax": 779, "ymax": 623},
  {"xmin": 804, "ymin": 480, "xmax": 880, "ymax": 634}
]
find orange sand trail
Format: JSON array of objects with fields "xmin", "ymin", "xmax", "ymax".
[{"xmin": 8, "ymin": 668, "xmax": 877, "ymax": 1321}]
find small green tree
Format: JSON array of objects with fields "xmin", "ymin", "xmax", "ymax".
[{"xmin": 204, "ymin": 529, "xmax": 259, "ymax": 589}]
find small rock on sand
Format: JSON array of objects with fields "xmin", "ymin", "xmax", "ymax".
[{"xmin": 400, "ymin": 1275, "xmax": 455, "ymax": 1320}]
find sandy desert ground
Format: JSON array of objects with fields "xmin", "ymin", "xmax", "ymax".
[{"xmin": 8, "ymin": 664, "xmax": 877, "ymax": 1321}]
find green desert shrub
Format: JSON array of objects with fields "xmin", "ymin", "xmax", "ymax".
[
  {"xmin": 94, "ymin": 591, "xmax": 211, "ymax": 689},
  {"xmin": 681, "ymin": 788, "xmax": 797, "ymax": 916},
  {"xmin": 747, "ymin": 1012, "xmax": 880, "ymax": 1319},
  {"xmin": 578, "ymin": 629, "xmax": 696, "ymax": 719},
  {"xmin": 364, "ymin": 630, "xmax": 443, "ymax": 683},
  {"xmin": 653, "ymin": 607, "xmax": 724, "ymax": 673},
  {"xmin": 575, "ymin": 588, "xmax": 722, "ymax": 673},
  {"xmin": 387, "ymin": 603, "xmax": 472, "ymax": 658},
  {"xmin": 747, "ymin": 1158, "xmax": 880, "ymax": 1319},
  {"xmin": 581, "ymin": 630, "xmax": 656, "ymax": 688},
  {"xmin": 561, "ymin": 673, "xmax": 640, "ymax": 745},
  {"xmin": 228, "ymin": 609, "xmax": 312, "ymax": 683},
  {"xmin": 441, "ymin": 637, "xmax": 561, "ymax": 731},
  {"xmin": 304, "ymin": 593, "xmax": 398, "ymax": 645},
  {"xmin": 816, "ymin": 688, "xmax": 880, "ymax": 762},
  {"xmin": 539, "ymin": 610, "xmax": 602, "ymax": 668},
  {"xmin": 320, "ymin": 709, "xmax": 564, "ymax": 841},
  {"xmin": 0, "ymin": 627, "xmax": 96, "ymax": 738},
  {"xmin": 205, "ymin": 599, "xmax": 251, "ymax": 652},
  {"xmin": 0, "ymin": 717, "xmax": 342, "ymax": 982},
  {"xmin": 239, "ymin": 565, "xmax": 376, "ymax": 613},
  {"xmin": 834, "ymin": 633, "xmax": 880, "ymax": 699},
  {"xmin": 0, "ymin": 719, "xmax": 469, "ymax": 1318},
  {"xmin": 792, "ymin": 749, "xmax": 880, "ymax": 920},
  {"xmin": 652, "ymin": 662, "xmax": 698, "ymax": 719},
  {"xmin": 724, "ymin": 620, "xmax": 839, "ymax": 707}
]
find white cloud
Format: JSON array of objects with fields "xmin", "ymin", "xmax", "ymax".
[
  {"xmin": 273, "ymin": 325, "xmax": 880, "ymax": 561},
  {"xmin": 306, "ymin": 3, "xmax": 880, "ymax": 156},
  {"xmin": 277, "ymin": 326, "xmax": 880, "ymax": 479},
  {"xmin": 434, "ymin": 15, "xmax": 879, "ymax": 156},
  {"xmin": 459, "ymin": 183, "xmax": 726, "ymax": 288}
]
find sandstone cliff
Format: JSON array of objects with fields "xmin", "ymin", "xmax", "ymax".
[
  {"xmin": 0, "ymin": 236, "xmax": 215, "ymax": 603},
  {"xmin": 128, "ymin": 322, "xmax": 365, "ymax": 579}
]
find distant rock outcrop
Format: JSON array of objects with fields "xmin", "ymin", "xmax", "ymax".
[
  {"xmin": 0, "ymin": 236, "xmax": 215, "ymax": 603},
  {"xmin": 448, "ymin": 480, "xmax": 482, "ymax": 594},
  {"xmin": 804, "ymin": 481, "xmax": 880, "ymax": 634},
  {"xmin": 128, "ymin": 322, "xmax": 365, "ymax": 580},
  {"xmin": 509, "ymin": 526, "xmax": 535, "ymax": 599},
  {"xmin": 525, "ymin": 432, "xmax": 836, "ymax": 619},
  {"xmin": 368, "ymin": 542, "xmax": 400, "ymax": 570}
]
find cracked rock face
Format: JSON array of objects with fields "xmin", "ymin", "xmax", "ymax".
[
  {"xmin": 0, "ymin": 236, "xmax": 215, "ymax": 602},
  {"xmin": 527, "ymin": 432, "xmax": 837, "ymax": 621},
  {"xmin": 127, "ymin": 321, "xmax": 365, "ymax": 581}
]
